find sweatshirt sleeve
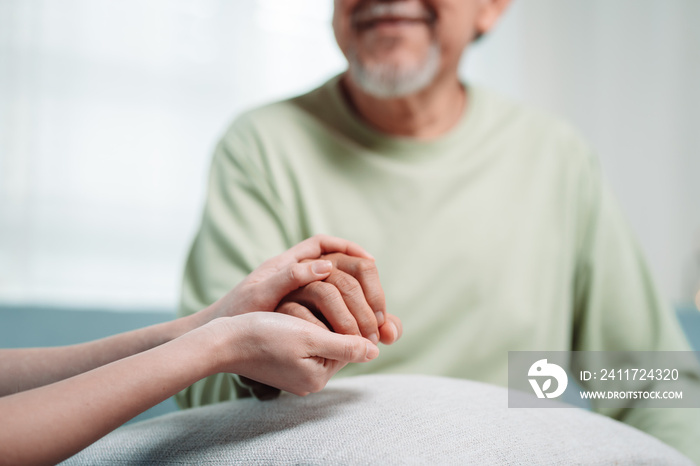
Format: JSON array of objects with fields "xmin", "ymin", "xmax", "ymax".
[
  {"xmin": 572, "ymin": 152, "xmax": 700, "ymax": 463},
  {"xmin": 175, "ymin": 116, "xmax": 296, "ymax": 408}
]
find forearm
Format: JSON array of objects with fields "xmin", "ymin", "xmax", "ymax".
[
  {"xmin": 0, "ymin": 327, "xmax": 222, "ymax": 466},
  {"xmin": 0, "ymin": 312, "xmax": 203, "ymax": 396}
]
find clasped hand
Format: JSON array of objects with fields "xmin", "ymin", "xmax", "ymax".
[
  {"xmin": 194, "ymin": 235, "xmax": 401, "ymax": 399},
  {"xmin": 228, "ymin": 241, "xmax": 401, "ymax": 400},
  {"xmin": 278, "ymin": 252, "xmax": 402, "ymax": 345}
]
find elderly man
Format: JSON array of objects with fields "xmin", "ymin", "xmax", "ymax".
[{"xmin": 177, "ymin": 0, "xmax": 699, "ymax": 460}]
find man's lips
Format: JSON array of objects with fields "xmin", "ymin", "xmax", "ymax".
[
  {"xmin": 354, "ymin": 17, "xmax": 432, "ymax": 32},
  {"xmin": 352, "ymin": 2, "xmax": 435, "ymax": 31}
]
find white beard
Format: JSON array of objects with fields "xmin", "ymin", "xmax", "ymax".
[{"xmin": 347, "ymin": 40, "xmax": 441, "ymax": 99}]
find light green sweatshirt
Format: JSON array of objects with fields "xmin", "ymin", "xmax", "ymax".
[{"xmin": 177, "ymin": 76, "xmax": 699, "ymax": 461}]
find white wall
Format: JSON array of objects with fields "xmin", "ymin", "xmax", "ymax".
[
  {"xmin": 465, "ymin": 0, "xmax": 700, "ymax": 307},
  {"xmin": 1, "ymin": 0, "xmax": 698, "ymax": 311}
]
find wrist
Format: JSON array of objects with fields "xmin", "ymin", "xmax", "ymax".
[
  {"xmin": 162, "ymin": 314, "xmax": 197, "ymax": 342},
  {"xmin": 189, "ymin": 317, "xmax": 246, "ymax": 376},
  {"xmin": 168, "ymin": 328, "xmax": 220, "ymax": 380},
  {"xmin": 189, "ymin": 296, "xmax": 233, "ymax": 329}
]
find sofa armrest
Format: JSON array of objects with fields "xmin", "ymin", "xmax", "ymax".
[{"xmin": 62, "ymin": 374, "xmax": 692, "ymax": 465}]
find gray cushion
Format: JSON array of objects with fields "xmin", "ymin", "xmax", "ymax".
[{"xmin": 62, "ymin": 374, "xmax": 692, "ymax": 465}]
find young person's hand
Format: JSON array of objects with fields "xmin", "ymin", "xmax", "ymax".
[
  {"xmin": 195, "ymin": 312, "xmax": 379, "ymax": 396},
  {"xmin": 192, "ymin": 235, "xmax": 376, "ymax": 328},
  {"xmin": 0, "ymin": 236, "xmax": 382, "ymax": 465}
]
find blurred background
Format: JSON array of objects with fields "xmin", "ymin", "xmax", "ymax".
[{"xmin": 1, "ymin": 0, "xmax": 699, "ymax": 418}]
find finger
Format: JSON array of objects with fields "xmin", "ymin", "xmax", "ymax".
[
  {"xmin": 276, "ymin": 301, "xmax": 330, "ymax": 331},
  {"xmin": 324, "ymin": 253, "xmax": 386, "ymax": 326},
  {"xmin": 309, "ymin": 331, "xmax": 379, "ymax": 363},
  {"xmin": 263, "ymin": 260, "xmax": 333, "ymax": 304},
  {"xmin": 304, "ymin": 358, "xmax": 347, "ymax": 387},
  {"xmin": 324, "ymin": 269, "xmax": 379, "ymax": 344},
  {"xmin": 285, "ymin": 234, "xmax": 375, "ymax": 262},
  {"xmin": 379, "ymin": 313, "xmax": 403, "ymax": 345},
  {"xmin": 288, "ymin": 282, "xmax": 362, "ymax": 336}
]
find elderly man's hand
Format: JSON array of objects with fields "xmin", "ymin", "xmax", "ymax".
[
  {"xmin": 240, "ymin": 253, "xmax": 402, "ymax": 401},
  {"xmin": 278, "ymin": 252, "xmax": 401, "ymax": 345}
]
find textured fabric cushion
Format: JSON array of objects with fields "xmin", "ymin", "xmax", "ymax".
[{"xmin": 62, "ymin": 375, "xmax": 692, "ymax": 465}]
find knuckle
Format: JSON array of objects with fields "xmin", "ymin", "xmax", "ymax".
[
  {"xmin": 367, "ymin": 289, "xmax": 386, "ymax": 310},
  {"xmin": 334, "ymin": 315, "xmax": 359, "ymax": 334},
  {"xmin": 343, "ymin": 340, "xmax": 357, "ymax": 361},
  {"xmin": 309, "ymin": 282, "xmax": 342, "ymax": 304},
  {"xmin": 357, "ymin": 316, "xmax": 377, "ymax": 333},
  {"xmin": 310, "ymin": 233, "xmax": 328, "ymax": 247},
  {"xmin": 332, "ymin": 272, "xmax": 360, "ymax": 294},
  {"xmin": 302, "ymin": 281, "xmax": 323, "ymax": 298},
  {"xmin": 288, "ymin": 264, "xmax": 302, "ymax": 283},
  {"xmin": 354, "ymin": 258, "xmax": 378, "ymax": 276}
]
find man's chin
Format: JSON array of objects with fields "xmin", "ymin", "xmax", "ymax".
[
  {"xmin": 347, "ymin": 44, "xmax": 440, "ymax": 99},
  {"xmin": 349, "ymin": 69, "xmax": 430, "ymax": 99}
]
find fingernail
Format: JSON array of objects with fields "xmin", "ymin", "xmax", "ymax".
[
  {"xmin": 374, "ymin": 311, "xmax": 385, "ymax": 326},
  {"xmin": 312, "ymin": 260, "xmax": 332, "ymax": 275},
  {"xmin": 368, "ymin": 332, "xmax": 378, "ymax": 345},
  {"xmin": 365, "ymin": 341, "xmax": 379, "ymax": 360}
]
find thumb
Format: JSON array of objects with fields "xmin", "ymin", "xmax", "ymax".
[
  {"xmin": 266, "ymin": 260, "xmax": 333, "ymax": 300},
  {"xmin": 312, "ymin": 332, "xmax": 380, "ymax": 363}
]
